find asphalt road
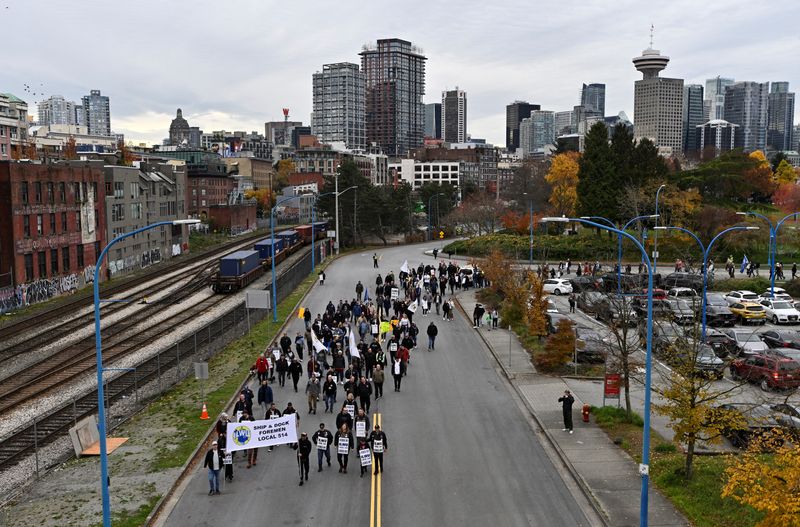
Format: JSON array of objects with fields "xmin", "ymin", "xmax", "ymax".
[{"xmin": 163, "ymin": 242, "xmax": 592, "ymax": 527}]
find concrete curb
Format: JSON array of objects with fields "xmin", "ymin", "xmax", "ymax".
[
  {"xmin": 145, "ymin": 253, "xmax": 337, "ymax": 527},
  {"xmin": 452, "ymin": 295, "xmax": 611, "ymax": 527}
]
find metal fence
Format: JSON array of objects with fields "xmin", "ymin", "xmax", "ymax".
[{"xmin": 2, "ymin": 246, "xmax": 323, "ymax": 480}]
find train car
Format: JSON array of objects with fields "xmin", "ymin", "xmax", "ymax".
[
  {"xmin": 312, "ymin": 221, "xmax": 329, "ymax": 239},
  {"xmin": 254, "ymin": 238, "xmax": 284, "ymax": 260},
  {"xmin": 295, "ymin": 224, "xmax": 313, "ymax": 243},
  {"xmin": 213, "ymin": 250, "xmax": 262, "ymax": 293},
  {"xmin": 276, "ymin": 229, "xmax": 300, "ymax": 247}
]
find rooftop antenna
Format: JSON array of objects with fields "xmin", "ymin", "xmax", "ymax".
[{"xmin": 649, "ymin": 24, "xmax": 654, "ymax": 48}]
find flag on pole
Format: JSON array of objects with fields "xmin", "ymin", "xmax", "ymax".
[
  {"xmin": 740, "ymin": 255, "xmax": 749, "ymax": 274},
  {"xmin": 349, "ymin": 327, "xmax": 360, "ymax": 358},
  {"xmin": 363, "ymin": 287, "xmax": 370, "ymax": 302},
  {"xmin": 400, "ymin": 260, "xmax": 409, "ymax": 274},
  {"xmin": 310, "ymin": 330, "xmax": 327, "ymax": 354}
]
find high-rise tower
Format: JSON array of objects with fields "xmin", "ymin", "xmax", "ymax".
[
  {"xmin": 81, "ymin": 89, "xmax": 111, "ymax": 137},
  {"xmin": 312, "ymin": 62, "xmax": 366, "ymax": 151},
  {"xmin": 441, "ymin": 89, "xmax": 467, "ymax": 143}
]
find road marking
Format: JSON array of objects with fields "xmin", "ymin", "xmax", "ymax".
[
  {"xmin": 370, "ymin": 412, "xmax": 382, "ymax": 527},
  {"xmin": 376, "ymin": 412, "xmax": 382, "ymax": 527}
]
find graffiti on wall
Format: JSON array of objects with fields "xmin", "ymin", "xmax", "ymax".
[{"xmin": 0, "ymin": 266, "xmax": 98, "ymax": 314}]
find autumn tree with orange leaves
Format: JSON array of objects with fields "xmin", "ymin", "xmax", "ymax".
[{"xmin": 545, "ymin": 152, "xmax": 580, "ymax": 217}]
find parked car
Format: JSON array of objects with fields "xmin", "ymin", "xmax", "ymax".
[
  {"xmin": 543, "ymin": 278, "xmax": 572, "ymax": 296},
  {"xmin": 646, "ymin": 323, "xmax": 684, "ymax": 353},
  {"xmin": 760, "ymin": 329, "xmax": 800, "ymax": 349},
  {"xmin": 770, "ymin": 403, "xmax": 800, "ymax": 428},
  {"xmin": 633, "ymin": 298, "xmax": 673, "ymax": 320},
  {"xmin": 717, "ymin": 404, "xmax": 787, "ymax": 449},
  {"xmin": 569, "ymin": 276, "xmax": 602, "ymax": 293},
  {"xmin": 729, "ymin": 353, "xmax": 800, "ymax": 391},
  {"xmin": 546, "ymin": 312, "xmax": 572, "ymax": 334},
  {"xmin": 660, "ymin": 337, "xmax": 725, "ymax": 378},
  {"xmin": 576, "ymin": 291, "xmax": 605, "ymax": 315},
  {"xmin": 729, "ymin": 301, "xmax": 766, "ymax": 325},
  {"xmin": 595, "ymin": 295, "xmax": 637, "ymax": 326},
  {"xmin": 766, "ymin": 347, "xmax": 800, "ymax": 362},
  {"xmin": 721, "ymin": 328, "xmax": 769, "ymax": 356},
  {"xmin": 664, "ymin": 298, "xmax": 695, "ymax": 325},
  {"xmin": 704, "ymin": 328, "xmax": 737, "ymax": 358},
  {"xmin": 635, "ymin": 288, "xmax": 667, "ymax": 300},
  {"xmin": 759, "ymin": 287, "xmax": 793, "ymax": 301},
  {"xmin": 759, "ymin": 298, "xmax": 800, "ymax": 325},
  {"xmin": 662, "ymin": 272, "xmax": 704, "ymax": 290},
  {"xmin": 704, "ymin": 293, "xmax": 736, "ymax": 327},
  {"xmin": 667, "ymin": 287, "xmax": 698, "ymax": 299},
  {"xmin": 574, "ymin": 326, "xmax": 606, "ymax": 363},
  {"xmin": 724, "ymin": 290, "xmax": 760, "ymax": 305}
]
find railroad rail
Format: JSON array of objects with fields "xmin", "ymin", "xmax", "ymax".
[{"xmin": 0, "ymin": 248, "xmax": 311, "ymax": 472}]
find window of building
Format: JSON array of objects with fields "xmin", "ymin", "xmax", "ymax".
[
  {"xmin": 50, "ymin": 213, "xmax": 56, "ymax": 234},
  {"xmin": 73, "ymin": 182, "xmax": 81, "ymax": 201},
  {"xmin": 201, "ymin": 188, "xmax": 206, "ymax": 196},
  {"xmin": 59, "ymin": 182, "xmax": 66, "ymax": 202},
  {"xmin": 51, "ymin": 248, "xmax": 58, "ymax": 274},
  {"xmin": 114, "ymin": 181, "xmax": 124, "ymax": 199},
  {"xmin": 47, "ymin": 182, "xmax": 54, "ymax": 204},
  {"xmin": 38, "ymin": 251, "xmax": 46, "ymax": 278},
  {"xmin": 131, "ymin": 202, "xmax": 141, "ymax": 219},
  {"xmin": 75, "ymin": 211, "xmax": 82, "ymax": 232},
  {"xmin": 61, "ymin": 212, "xmax": 67, "ymax": 233},
  {"xmin": 92, "ymin": 182, "xmax": 98, "ymax": 198},
  {"xmin": 112, "ymin": 203, "xmax": 124, "ymax": 222},
  {"xmin": 131, "ymin": 182, "xmax": 140, "ymax": 199},
  {"xmin": 95, "ymin": 209, "xmax": 99, "ymax": 228},
  {"xmin": 35, "ymin": 182, "xmax": 42, "ymax": 203},
  {"xmin": 62, "ymin": 246, "xmax": 70, "ymax": 273},
  {"xmin": 24, "ymin": 254, "xmax": 33, "ymax": 281},
  {"xmin": 20, "ymin": 182, "xmax": 28, "ymax": 204},
  {"xmin": 201, "ymin": 199, "xmax": 206, "ymax": 206},
  {"xmin": 77, "ymin": 244, "xmax": 84, "ymax": 268},
  {"xmin": 36, "ymin": 214, "xmax": 43, "ymax": 236}
]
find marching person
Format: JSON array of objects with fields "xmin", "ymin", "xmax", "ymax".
[
  {"xmin": 323, "ymin": 374, "xmax": 337, "ymax": 413},
  {"xmin": 372, "ymin": 364, "xmax": 385, "ymax": 399},
  {"xmin": 276, "ymin": 354, "xmax": 288, "ymax": 388},
  {"xmin": 354, "ymin": 408, "xmax": 370, "ymax": 442},
  {"xmin": 392, "ymin": 357, "xmax": 403, "ymax": 392},
  {"xmin": 306, "ymin": 376, "xmax": 320, "ymax": 414},
  {"xmin": 335, "ymin": 405, "xmax": 354, "ymax": 432},
  {"xmin": 283, "ymin": 402, "xmax": 299, "ymax": 448},
  {"xmin": 217, "ymin": 430, "xmax": 233, "ymax": 482},
  {"xmin": 203, "ymin": 440, "xmax": 224, "ymax": 495},
  {"xmin": 289, "ymin": 358, "xmax": 303, "ymax": 392},
  {"xmin": 368, "ymin": 424, "xmax": 388, "ymax": 474},
  {"xmin": 257, "ymin": 380, "xmax": 273, "ymax": 416},
  {"xmin": 357, "ymin": 436, "xmax": 371, "ymax": 478},
  {"xmin": 356, "ymin": 281, "xmax": 364, "ymax": 302},
  {"xmin": 426, "ymin": 321, "xmax": 438, "ymax": 351},
  {"xmin": 295, "ymin": 331, "xmax": 305, "ymax": 360},
  {"xmin": 334, "ymin": 424, "xmax": 354, "ymax": 473},
  {"xmin": 356, "ymin": 376, "xmax": 373, "ymax": 415},
  {"xmin": 558, "ymin": 389, "xmax": 575, "ymax": 434},
  {"xmin": 297, "ymin": 432, "xmax": 312, "ymax": 486},
  {"xmin": 312, "ymin": 423, "xmax": 334, "ymax": 472},
  {"xmin": 240, "ymin": 411, "xmax": 258, "ymax": 468},
  {"xmin": 265, "ymin": 403, "xmax": 282, "ymax": 452}
]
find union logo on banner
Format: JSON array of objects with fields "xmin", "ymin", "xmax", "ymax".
[{"xmin": 232, "ymin": 425, "xmax": 252, "ymax": 446}]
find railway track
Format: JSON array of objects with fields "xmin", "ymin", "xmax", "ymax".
[
  {"xmin": 0, "ymin": 248, "xmax": 310, "ymax": 472},
  {"xmin": 0, "ymin": 229, "xmax": 269, "ymax": 344}
]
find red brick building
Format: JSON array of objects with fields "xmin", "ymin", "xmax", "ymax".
[{"xmin": 0, "ymin": 160, "xmax": 106, "ymax": 304}]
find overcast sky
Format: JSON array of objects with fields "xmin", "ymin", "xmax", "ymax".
[{"xmin": 5, "ymin": 0, "xmax": 799, "ymax": 146}]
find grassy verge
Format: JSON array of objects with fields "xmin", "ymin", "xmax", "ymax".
[{"xmin": 590, "ymin": 406, "xmax": 763, "ymax": 527}]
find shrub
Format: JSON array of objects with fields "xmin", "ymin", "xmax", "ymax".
[
  {"xmin": 590, "ymin": 405, "xmax": 644, "ymax": 426},
  {"xmin": 536, "ymin": 319, "xmax": 574, "ymax": 372},
  {"xmin": 709, "ymin": 276, "xmax": 770, "ymax": 293}
]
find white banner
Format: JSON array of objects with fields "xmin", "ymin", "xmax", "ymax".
[
  {"xmin": 400, "ymin": 260, "xmax": 409, "ymax": 274},
  {"xmin": 359, "ymin": 448, "xmax": 372, "ymax": 467},
  {"xmin": 310, "ymin": 331, "xmax": 327, "ymax": 354},
  {"xmin": 225, "ymin": 416, "xmax": 298, "ymax": 452},
  {"xmin": 349, "ymin": 329, "xmax": 360, "ymax": 358}
]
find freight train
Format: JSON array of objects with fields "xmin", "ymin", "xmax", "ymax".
[{"xmin": 210, "ymin": 221, "xmax": 328, "ymax": 293}]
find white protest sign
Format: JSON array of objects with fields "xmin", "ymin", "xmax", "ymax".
[
  {"xmin": 407, "ymin": 303, "xmax": 417, "ymax": 313},
  {"xmin": 224, "ymin": 453, "xmax": 232, "ymax": 465},
  {"xmin": 371, "ymin": 324, "xmax": 379, "ymax": 334},
  {"xmin": 316, "ymin": 436, "xmax": 328, "ymax": 450},
  {"xmin": 373, "ymin": 439, "xmax": 384, "ymax": 453},
  {"xmin": 345, "ymin": 404, "xmax": 355, "ymax": 417},
  {"xmin": 338, "ymin": 437, "xmax": 349, "ymax": 454},
  {"xmin": 356, "ymin": 421, "xmax": 366, "ymax": 438},
  {"xmin": 359, "ymin": 448, "xmax": 372, "ymax": 466},
  {"xmin": 391, "ymin": 288, "xmax": 399, "ymax": 300},
  {"xmin": 272, "ymin": 349, "xmax": 281, "ymax": 361},
  {"xmin": 225, "ymin": 415, "xmax": 298, "ymax": 453},
  {"xmin": 269, "ymin": 412, "xmax": 281, "ymax": 420},
  {"xmin": 349, "ymin": 330, "xmax": 360, "ymax": 358},
  {"xmin": 236, "ymin": 411, "xmax": 243, "ymax": 422},
  {"xmin": 389, "ymin": 343, "xmax": 398, "ymax": 352}
]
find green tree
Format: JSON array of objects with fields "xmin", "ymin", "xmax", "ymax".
[
  {"xmin": 577, "ymin": 122, "xmax": 616, "ymax": 220},
  {"xmin": 610, "ymin": 123, "xmax": 635, "ymax": 186},
  {"xmin": 418, "ymin": 182, "xmax": 458, "ymax": 222},
  {"xmin": 317, "ymin": 161, "xmax": 370, "ymax": 248},
  {"xmin": 630, "ymin": 137, "xmax": 668, "ymax": 185},
  {"xmin": 774, "ymin": 159, "xmax": 797, "ymax": 184},
  {"xmin": 770, "ymin": 150, "xmax": 788, "ymax": 172}
]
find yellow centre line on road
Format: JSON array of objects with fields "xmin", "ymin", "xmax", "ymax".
[{"xmin": 370, "ymin": 412, "xmax": 382, "ymax": 527}]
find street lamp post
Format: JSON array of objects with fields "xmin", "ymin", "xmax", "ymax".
[
  {"xmin": 94, "ymin": 218, "xmax": 199, "ymax": 527},
  {"xmin": 653, "ymin": 184, "xmax": 666, "ymax": 270},
  {"xmin": 428, "ymin": 193, "xmax": 442, "ymax": 241},
  {"xmin": 654, "ymin": 225, "xmax": 758, "ymax": 340},
  {"xmin": 737, "ymin": 211, "xmax": 800, "ymax": 296},
  {"xmin": 617, "ymin": 215, "xmax": 659, "ymax": 293},
  {"xmin": 311, "ymin": 191, "xmax": 337, "ymax": 272},
  {"xmin": 544, "ymin": 215, "xmax": 655, "ymax": 527}
]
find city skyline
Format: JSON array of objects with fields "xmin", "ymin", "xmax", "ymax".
[{"xmin": 6, "ymin": 0, "xmax": 799, "ymax": 147}]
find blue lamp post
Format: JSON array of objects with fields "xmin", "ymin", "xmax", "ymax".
[
  {"xmin": 427, "ymin": 193, "xmax": 442, "ymax": 241},
  {"xmin": 94, "ymin": 218, "xmax": 199, "ymax": 527},
  {"xmin": 618, "ymin": 215, "xmax": 659, "ymax": 293},
  {"xmin": 544, "ymin": 215, "xmax": 655, "ymax": 527},
  {"xmin": 737, "ymin": 211, "xmax": 800, "ymax": 296},
  {"xmin": 654, "ymin": 225, "xmax": 758, "ymax": 340}
]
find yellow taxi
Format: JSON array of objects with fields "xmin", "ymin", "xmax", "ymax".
[{"xmin": 728, "ymin": 301, "xmax": 767, "ymax": 325}]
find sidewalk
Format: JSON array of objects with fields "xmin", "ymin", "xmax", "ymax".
[{"xmin": 455, "ymin": 288, "xmax": 689, "ymax": 527}]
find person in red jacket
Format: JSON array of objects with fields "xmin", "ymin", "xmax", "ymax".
[
  {"xmin": 254, "ymin": 353, "xmax": 269, "ymax": 383},
  {"xmin": 396, "ymin": 345, "xmax": 410, "ymax": 377}
]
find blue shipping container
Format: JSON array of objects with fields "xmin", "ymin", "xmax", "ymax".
[
  {"xmin": 276, "ymin": 229, "xmax": 299, "ymax": 246},
  {"xmin": 220, "ymin": 250, "xmax": 261, "ymax": 277},
  {"xmin": 254, "ymin": 238, "xmax": 284, "ymax": 259}
]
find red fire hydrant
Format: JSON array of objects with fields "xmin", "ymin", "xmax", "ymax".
[{"xmin": 582, "ymin": 404, "xmax": 591, "ymax": 423}]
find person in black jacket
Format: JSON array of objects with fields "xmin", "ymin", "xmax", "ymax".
[
  {"xmin": 276, "ymin": 355, "xmax": 288, "ymax": 388},
  {"xmin": 233, "ymin": 393, "xmax": 252, "ymax": 420},
  {"xmin": 357, "ymin": 437, "xmax": 371, "ymax": 477},
  {"xmin": 280, "ymin": 332, "xmax": 292, "ymax": 355},
  {"xmin": 217, "ymin": 432, "xmax": 233, "ymax": 481},
  {"xmin": 426, "ymin": 321, "xmax": 438, "ymax": 351},
  {"xmin": 297, "ymin": 432, "xmax": 312, "ymax": 485},
  {"xmin": 312, "ymin": 423, "xmax": 334, "ymax": 471},
  {"xmin": 203, "ymin": 441, "xmax": 224, "ymax": 495},
  {"xmin": 558, "ymin": 390, "xmax": 575, "ymax": 433},
  {"xmin": 334, "ymin": 424, "xmax": 354, "ymax": 473},
  {"xmin": 323, "ymin": 375, "xmax": 337, "ymax": 413},
  {"xmin": 335, "ymin": 406, "xmax": 353, "ymax": 432},
  {"xmin": 355, "ymin": 377, "xmax": 373, "ymax": 415},
  {"xmin": 368, "ymin": 424, "xmax": 388, "ymax": 474},
  {"xmin": 288, "ymin": 358, "xmax": 303, "ymax": 392}
]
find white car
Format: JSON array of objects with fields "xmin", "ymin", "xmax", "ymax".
[
  {"xmin": 667, "ymin": 287, "xmax": 698, "ymax": 299},
  {"xmin": 724, "ymin": 290, "xmax": 759, "ymax": 306},
  {"xmin": 759, "ymin": 288, "xmax": 793, "ymax": 302},
  {"xmin": 759, "ymin": 299, "xmax": 800, "ymax": 325},
  {"xmin": 543, "ymin": 278, "xmax": 572, "ymax": 296}
]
